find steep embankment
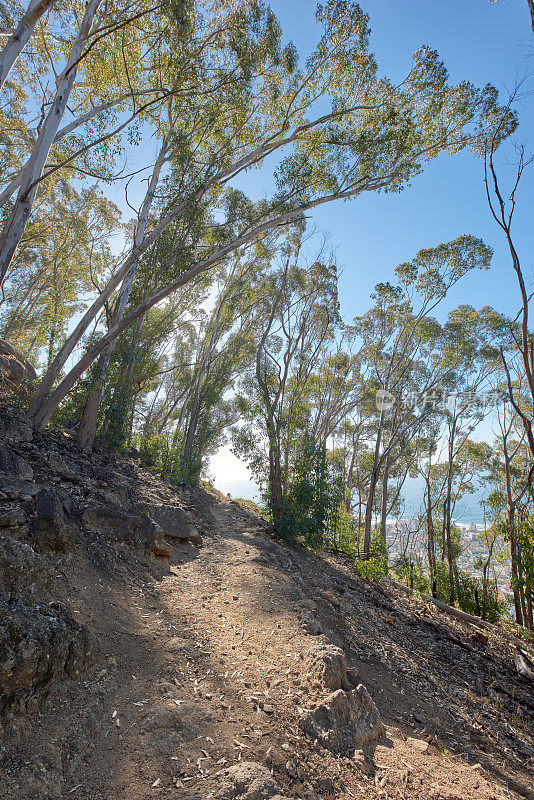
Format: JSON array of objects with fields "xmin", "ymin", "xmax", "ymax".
[{"xmin": 0, "ymin": 405, "xmax": 533, "ymax": 800}]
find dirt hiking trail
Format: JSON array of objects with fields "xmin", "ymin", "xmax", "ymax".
[{"xmin": 0, "ymin": 429, "xmax": 533, "ymax": 800}]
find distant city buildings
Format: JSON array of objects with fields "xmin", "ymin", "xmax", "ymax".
[{"xmin": 385, "ymin": 518, "xmax": 512, "ymax": 600}]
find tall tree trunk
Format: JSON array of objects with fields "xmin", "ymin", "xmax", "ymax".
[
  {"xmin": 425, "ymin": 474, "xmax": 436, "ymax": 591},
  {"xmin": 76, "ymin": 140, "xmax": 168, "ymax": 449},
  {"xmin": 345, "ymin": 443, "xmax": 357, "ymax": 513},
  {"xmin": 508, "ymin": 506, "xmax": 523, "ymax": 626},
  {"xmin": 363, "ymin": 470, "xmax": 378, "ymax": 556},
  {"xmin": 181, "ymin": 395, "xmax": 201, "ymax": 484},
  {"xmin": 379, "ymin": 452, "xmax": 390, "ymax": 541},
  {"xmin": 0, "ymin": 0, "xmax": 58, "ymax": 90},
  {"xmin": 444, "ymin": 418, "xmax": 457, "ymax": 604},
  {"xmin": 0, "ymin": 0, "xmax": 102, "ymax": 289},
  {"xmin": 268, "ymin": 436, "xmax": 283, "ymax": 523},
  {"xmin": 363, "ymin": 409, "xmax": 384, "ymax": 556},
  {"xmin": 75, "ymin": 264, "xmax": 136, "ymax": 449}
]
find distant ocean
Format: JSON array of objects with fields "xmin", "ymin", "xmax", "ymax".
[{"xmin": 214, "ymin": 476, "xmax": 489, "ymax": 525}]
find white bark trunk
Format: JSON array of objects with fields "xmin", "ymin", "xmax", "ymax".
[
  {"xmin": 0, "ymin": 0, "xmax": 57, "ymax": 91},
  {"xmin": 0, "ymin": 0, "xmax": 101, "ymax": 288},
  {"xmin": 76, "ymin": 138, "xmax": 169, "ymax": 448}
]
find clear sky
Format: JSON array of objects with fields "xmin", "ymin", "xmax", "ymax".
[{"xmin": 211, "ymin": 0, "xmax": 534, "ymax": 487}]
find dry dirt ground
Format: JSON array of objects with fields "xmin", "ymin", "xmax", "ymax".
[{"xmin": 1, "ymin": 469, "xmax": 533, "ymax": 800}]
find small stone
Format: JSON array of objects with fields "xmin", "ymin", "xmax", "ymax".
[
  {"xmin": 316, "ymin": 777, "xmax": 334, "ymax": 793},
  {"xmin": 213, "ymin": 761, "xmax": 288, "ymax": 800},
  {"xmin": 471, "ymin": 630, "xmax": 489, "ymax": 647},
  {"xmin": 353, "ymin": 748, "xmax": 373, "ymax": 776},
  {"xmin": 345, "ymin": 667, "xmax": 360, "ymax": 687},
  {"xmin": 322, "ymin": 589, "xmax": 340, "ymax": 608},
  {"xmin": 407, "ymin": 737, "xmax": 430, "ymax": 752},
  {"xmin": 302, "ymin": 612, "xmax": 322, "ymax": 635},
  {"xmin": 150, "ymin": 541, "xmax": 172, "ymax": 557}
]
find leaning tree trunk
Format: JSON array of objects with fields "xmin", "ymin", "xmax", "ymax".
[
  {"xmin": 75, "ymin": 264, "xmax": 137, "ymax": 449},
  {"xmin": 0, "ymin": 0, "xmax": 58, "ymax": 91},
  {"xmin": 76, "ymin": 140, "xmax": 168, "ymax": 449},
  {"xmin": 0, "ymin": 0, "xmax": 102, "ymax": 289}
]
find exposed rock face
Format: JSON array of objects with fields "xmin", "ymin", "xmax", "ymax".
[
  {"xmin": 215, "ymin": 761, "xmax": 288, "ymax": 800},
  {"xmin": 0, "ymin": 442, "xmax": 33, "ymax": 481},
  {"xmin": 306, "ymin": 644, "xmax": 347, "ymax": 690},
  {"xmin": 144, "ymin": 502, "xmax": 200, "ymax": 542},
  {"xmin": 81, "ymin": 506, "xmax": 154, "ymax": 550},
  {"xmin": 0, "ymin": 599, "xmax": 92, "ymax": 709},
  {"xmin": 299, "ymin": 684, "xmax": 384, "ymax": 753},
  {"xmin": 0, "ymin": 406, "xmax": 33, "ymax": 443},
  {"xmin": 0, "ymin": 339, "xmax": 37, "ymax": 397},
  {"xmin": 30, "ymin": 488, "xmax": 78, "ymax": 553},
  {"xmin": 0, "ymin": 535, "xmax": 92, "ymax": 711},
  {"xmin": 0, "ymin": 536, "xmax": 55, "ymax": 602},
  {"xmin": 0, "ymin": 439, "xmax": 37, "ymax": 498}
]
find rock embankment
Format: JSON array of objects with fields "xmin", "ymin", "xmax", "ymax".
[{"xmin": 0, "ymin": 404, "xmax": 210, "ymax": 715}]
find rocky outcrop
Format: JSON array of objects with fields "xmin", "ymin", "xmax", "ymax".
[
  {"xmin": 0, "ymin": 405, "xmax": 33, "ymax": 444},
  {"xmin": 306, "ymin": 644, "xmax": 347, "ymax": 690},
  {"xmin": 143, "ymin": 502, "xmax": 202, "ymax": 543},
  {"xmin": 0, "ymin": 438, "xmax": 37, "ymax": 498},
  {"xmin": 299, "ymin": 684, "xmax": 384, "ymax": 753},
  {"xmin": 0, "ymin": 404, "xmax": 219, "ymax": 719},
  {"xmin": 0, "ymin": 535, "xmax": 55, "ymax": 602},
  {"xmin": 0, "ymin": 339, "xmax": 37, "ymax": 397},
  {"xmin": 30, "ymin": 488, "xmax": 78, "ymax": 553},
  {"xmin": 0, "ymin": 599, "xmax": 93, "ymax": 710},
  {"xmin": 81, "ymin": 505, "xmax": 154, "ymax": 549},
  {"xmin": 0, "ymin": 535, "xmax": 92, "ymax": 711},
  {"xmin": 214, "ymin": 761, "xmax": 289, "ymax": 800}
]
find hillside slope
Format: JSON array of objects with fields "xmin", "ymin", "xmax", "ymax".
[{"xmin": 0, "ymin": 406, "xmax": 533, "ymax": 800}]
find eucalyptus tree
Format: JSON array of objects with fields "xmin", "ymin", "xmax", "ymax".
[
  {"xmin": 0, "ymin": 0, "xmax": 58, "ymax": 90},
  {"xmin": 484, "ymin": 366, "xmax": 534, "ymax": 624},
  {"xmin": 0, "ymin": 0, "xmax": 267, "ymax": 288},
  {"xmin": 353, "ymin": 235, "xmax": 492, "ymax": 558},
  {"xmin": 0, "ymin": 183, "xmax": 119, "ymax": 360},
  {"xmin": 173, "ymin": 255, "xmax": 264, "ymax": 484},
  {"xmin": 307, "ymin": 336, "xmax": 364, "ymax": 446},
  {"xmin": 0, "ymin": 0, "xmax": 108, "ymax": 284},
  {"xmin": 413, "ymin": 427, "xmax": 444, "ymax": 594},
  {"xmin": 484, "ymin": 146, "xmax": 534, "ymax": 466},
  {"xmin": 233, "ymin": 241, "xmax": 341, "ymax": 522},
  {"xmin": 75, "ymin": 136, "xmax": 172, "ymax": 449},
  {"xmin": 129, "ymin": 250, "xmax": 265, "ymax": 482},
  {"xmin": 438, "ymin": 305, "xmax": 505, "ymax": 602},
  {"xmin": 23, "ymin": 0, "xmax": 515, "ymax": 433}
]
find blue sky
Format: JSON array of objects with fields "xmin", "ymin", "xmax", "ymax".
[{"xmin": 211, "ymin": 0, "xmax": 534, "ymax": 486}]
